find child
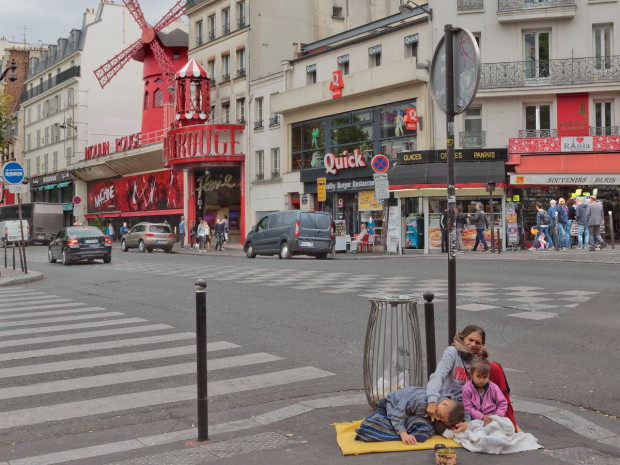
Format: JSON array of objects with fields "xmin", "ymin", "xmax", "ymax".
[
  {"xmin": 462, "ymin": 358, "xmax": 507, "ymax": 426},
  {"xmin": 356, "ymin": 386, "xmax": 465, "ymax": 444}
]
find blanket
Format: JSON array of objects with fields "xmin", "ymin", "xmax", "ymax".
[
  {"xmin": 355, "ymin": 413, "xmax": 434, "ymax": 442},
  {"xmin": 445, "ymin": 416, "xmax": 542, "ymax": 454}
]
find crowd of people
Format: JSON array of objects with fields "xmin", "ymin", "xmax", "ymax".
[
  {"xmin": 185, "ymin": 215, "xmax": 229, "ymax": 253},
  {"xmin": 530, "ymin": 195, "xmax": 609, "ymax": 252}
]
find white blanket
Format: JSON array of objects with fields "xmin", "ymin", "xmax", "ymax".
[{"xmin": 444, "ymin": 416, "xmax": 542, "ymax": 454}]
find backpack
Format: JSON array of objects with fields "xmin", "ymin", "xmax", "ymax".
[{"xmin": 541, "ymin": 211, "xmax": 551, "ymax": 225}]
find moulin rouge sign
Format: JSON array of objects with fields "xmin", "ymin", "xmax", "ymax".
[
  {"xmin": 163, "ymin": 124, "xmax": 245, "ymax": 165},
  {"xmin": 84, "ymin": 133, "xmax": 141, "ymax": 160}
]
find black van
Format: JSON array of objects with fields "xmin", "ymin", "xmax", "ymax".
[{"xmin": 244, "ymin": 211, "xmax": 333, "ymax": 259}]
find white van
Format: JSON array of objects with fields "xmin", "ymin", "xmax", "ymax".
[{"xmin": 0, "ymin": 220, "xmax": 30, "ymax": 244}]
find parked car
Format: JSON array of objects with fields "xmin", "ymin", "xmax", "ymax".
[
  {"xmin": 0, "ymin": 220, "xmax": 30, "ymax": 244},
  {"xmin": 244, "ymin": 210, "xmax": 333, "ymax": 259},
  {"xmin": 48, "ymin": 226, "xmax": 112, "ymax": 265},
  {"xmin": 121, "ymin": 222, "xmax": 174, "ymax": 253}
]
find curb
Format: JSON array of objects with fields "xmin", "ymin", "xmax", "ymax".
[{"xmin": 0, "ymin": 270, "xmax": 43, "ymax": 287}]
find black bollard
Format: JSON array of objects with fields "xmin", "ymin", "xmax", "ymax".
[
  {"xmin": 17, "ymin": 243, "xmax": 23, "ymax": 271},
  {"xmin": 423, "ymin": 291, "xmax": 437, "ymax": 381},
  {"xmin": 195, "ymin": 279, "xmax": 208, "ymax": 442}
]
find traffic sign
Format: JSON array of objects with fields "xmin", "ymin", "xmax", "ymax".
[
  {"xmin": 371, "ymin": 155, "xmax": 389, "ymax": 174},
  {"xmin": 8, "ymin": 184, "xmax": 28, "ymax": 194},
  {"xmin": 373, "ymin": 172, "xmax": 389, "ymax": 199},
  {"xmin": 2, "ymin": 161, "xmax": 25, "ymax": 185},
  {"xmin": 73, "ymin": 196, "xmax": 82, "ymax": 205}
]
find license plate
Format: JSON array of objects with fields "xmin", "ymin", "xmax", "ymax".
[
  {"xmin": 157, "ymin": 240, "xmax": 167, "ymax": 244},
  {"xmin": 84, "ymin": 239, "xmax": 98, "ymax": 244},
  {"xmin": 300, "ymin": 241, "xmax": 313, "ymax": 247}
]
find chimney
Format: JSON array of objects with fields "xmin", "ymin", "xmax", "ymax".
[{"xmin": 82, "ymin": 8, "xmax": 96, "ymax": 27}]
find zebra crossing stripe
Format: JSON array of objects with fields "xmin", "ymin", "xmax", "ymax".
[
  {"xmin": 0, "ymin": 342, "xmax": 236, "ymax": 378},
  {"xmin": 0, "ymin": 332, "xmax": 196, "ymax": 362},
  {"xmin": 0, "ymin": 295, "xmax": 53, "ymax": 306},
  {"xmin": 0, "ymin": 311, "xmax": 125, "ymax": 328},
  {"xmin": 0, "ymin": 303, "xmax": 89, "ymax": 314},
  {"xmin": 0, "ymin": 317, "xmax": 148, "ymax": 338},
  {"xmin": 0, "ymin": 352, "xmax": 282, "ymax": 400},
  {"xmin": 0, "ymin": 324, "xmax": 174, "ymax": 348},
  {"xmin": 0, "ymin": 366, "xmax": 333, "ymax": 430},
  {"xmin": 0, "ymin": 307, "xmax": 106, "ymax": 321},
  {"xmin": 0, "ymin": 290, "xmax": 43, "ymax": 297},
  {"xmin": 0, "ymin": 302, "xmax": 88, "ymax": 313},
  {"xmin": 0, "ymin": 286, "xmax": 26, "ymax": 292}
]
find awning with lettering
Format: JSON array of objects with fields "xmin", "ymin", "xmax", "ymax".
[
  {"xmin": 388, "ymin": 161, "xmax": 506, "ymax": 190},
  {"xmin": 509, "ymin": 173, "xmax": 620, "ymax": 186},
  {"xmin": 509, "ymin": 152, "xmax": 620, "ymax": 174}
]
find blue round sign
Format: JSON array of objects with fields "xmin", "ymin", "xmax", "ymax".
[
  {"xmin": 2, "ymin": 161, "xmax": 25, "ymax": 185},
  {"xmin": 371, "ymin": 155, "xmax": 390, "ymax": 173}
]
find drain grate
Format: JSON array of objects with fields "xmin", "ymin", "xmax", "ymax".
[{"xmin": 547, "ymin": 446, "xmax": 620, "ymax": 465}]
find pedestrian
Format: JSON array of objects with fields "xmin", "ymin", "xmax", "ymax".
[
  {"xmin": 223, "ymin": 214, "xmax": 229, "ymax": 249},
  {"xmin": 530, "ymin": 202, "xmax": 552, "ymax": 251},
  {"xmin": 214, "ymin": 218, "xmax": 225, "ymax": 251},
  {"xmin": 204, "ymin": 219, "xmax": 212, "ymax": 252},
  {"xmin": 586, "ymin": 195, "xmax": 607, "ymax": 251},
  {"xmin": 440, "ymin": 208, "xmax": 448, "ymax": 253},
  {"xmin": 105, "ymin": 222, "xmax": 115, "ymax": 242},
  {"xmin": 120, "ymin": 221, "xmax": 129, "ymax": 237},
  {"xmin": 179, "ymin": 216, "xmax": 186, "ymax": 248},
  {"xmin": 462, "ymin": 358, "xmax": 508, "ymax": 426},
  {"xmin": 575, "ymin": 197, "xmax": 589, "ymax": 249},
  {"xmin": 603, "ymin": 195, "xmax": 614, "ymax": 239},
  {"xmin": 547, "ymin": 200, "xmax": 558, "ymax": 249},
  {"xmin": 455, "ymin": 205, "xmax": 467, "ymax": 254},
  {"xmin": 189, "ymin": 220, "xmax": 196, "ymax": 248},
  {"xmin": 555, "ymin": 197, "xmax": 569, "ymax": 251},
  {"xmin": 566, "ymin": 198, "xmax": 577, "ymax": 249},
  {"xmin": 197, "ymin": 220, "xmax": 207, "ymax": 253},
  {"xmin": 470, "ymin": 202, "xmax": 489, "ymax": 252}
]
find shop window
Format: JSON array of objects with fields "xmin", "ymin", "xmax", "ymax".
[
  {"xmin": 380, "ymin": 102, "xmax": 417, "ymax": 139},
  {"xmin": 292, "ymin": 125, "xmax": 301, "ymax": 152},
  {"xmin": 331, "ymin": 124, "xmax": 373, "ymax": 147},
  {"xmin": 593, "ymin": 25, "xmax": 612, "ymax": 70},
  {"xmin": 153, "ymin": 88, "xmax": 164, "ymax": 107},
  {"xmin": 292, "ymin": 153, "xmax": 302, "ymax": 171},
  {"xmin": 524, "ymin": 31, "xmax": 550, "ymax": 79},
  {"xmin": 302, "ymin": 122, "xmax": 325, "ymax": 150},
  {"xmin": 331, "ymin": 115, "xmax": 350, "ymax": 127}
]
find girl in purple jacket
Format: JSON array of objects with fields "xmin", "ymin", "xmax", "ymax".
[{"xmin": 462, "ymin": 358, "xmax": 507, "ymax": 426}]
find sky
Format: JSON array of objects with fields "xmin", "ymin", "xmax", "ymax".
[{"xmin": 0, "ymin": 0, "xmax": 181, "ymax": 45}]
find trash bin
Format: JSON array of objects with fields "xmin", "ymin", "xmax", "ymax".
[{"xmin": 363, "ymin": 295, "xmax": 423, "ymax": 409}]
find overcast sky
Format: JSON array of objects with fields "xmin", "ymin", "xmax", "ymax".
[{"xmin": 0, "ymin": 0, "xmax": 181, "ymax": 45}]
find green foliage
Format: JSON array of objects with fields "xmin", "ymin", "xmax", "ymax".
[{"xmin": 0, "ymin": 89, "xmax": 14, "ymax": 150}]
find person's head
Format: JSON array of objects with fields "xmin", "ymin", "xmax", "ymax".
[
  {"xmin": 123, "ymin": 221, "xmax": 127, "ymax": 226},
  {"xmin": 476, "ymin": 202, "xmax": 482, "ymax": 210},
  {"xmin": 181, "ymin": 216, "xmax": 185, "ymax": 221},
  {"xmin": 576, "ymin": 198, "xmax": 582, "ymax": 205},
  {"xmin": 456, "ymin": 205, "xmax": 463, "ymax": 213},
  {"xmin": 434, "ymin": 399, "xmax": 465, "ymax": 426},
  {"xmin": 224, "ymin": 215, "xmax": 228, "ymax": 220},
  {"xmin": 469, "ymin": 358, "xmax": 491, "ymax": 390},
  {"xmin": 535, "ymin": 202, "xmax": 542, "ymax": 210},
  {"xmin": 559, "ymin": 197, "xmax": 566, "ymax": 206},
  {"xmin": 591, "ymin": 195, "xmax": 597, "ymax": 202},
  {"xmin": 457, "ymin": 325, "xmax": 486, "ymax": 355},
  {"xmin": 550, "ymin": 199, "xmax": 557, "ymax": 207},
  {"xmin": 361, "ymin": 223, "xmax": 367, "ymax": 230}
]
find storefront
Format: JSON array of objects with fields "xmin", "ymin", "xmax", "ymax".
[
  {"xmin": 388, "ymin": 148, "xmax": 508, "ymax": 253},
  {"xmin": 30, "ymin": 171, "xmax": 75, "ymax": 225}
]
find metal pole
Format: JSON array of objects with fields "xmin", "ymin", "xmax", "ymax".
[
  {"xmin": 445, "ymin": 24, "xmax": 457, "ymax": 344},
  {"xmin": 423, "ymin": 291, "xmax": 436, "ymax": 380},
  {"xmin": 489, "ymin": 189, "xmax": 495, "ymax": 252},
  {"xmin": 609, "ymin": 211, "xmax": 615, "ymax": 249},
  {"xmin": 17, "ymin": 242, "xmax": 23, "ymax": 271},
  {"xmin": 195, "ymin": 278, "xmax": 209, "ymax": 442},
  {"xmin": 3, "ymin": 239, "xmax": 6, "ymax": 268},
  {"xmin": 17, "ymin": 193, "xmax": 28, "ymax": 274},
  {"xmin": 12, "ymin": 242, "xmax": 15, "ymax": 270}
]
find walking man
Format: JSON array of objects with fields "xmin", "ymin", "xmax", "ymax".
[
  {"xmin": 471, "ymin": 202, "xmax": 489, "ymax": 252},
  {"xmin": 556, "ymin": 198, "xmax": 568, "ymax": 251},
  {"xmin": 575, "ymin": 198, "xmax": 589, "ymax": 249},
  {"xmin": 179, "ymin": 216, "xmax": 186, "ymax": 248},
  {"xmin": 214, "ymin": 218, "xmax": 225, "ymax": 251},
  {"xmin": 548, "ymin": 200, "xmax": 557, "ymax": 249},
  {"xmin": 586, "ymin": 195, "xmax": 606, "ymax": 251}
]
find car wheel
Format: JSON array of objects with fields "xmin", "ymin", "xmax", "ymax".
[
  {"xmin": 62, "ymin": 249, "xmax": 71, "ymax": 266},
  {"xmin": 138, "ymin": 241, "xmax": 146, "ymax": 253},
  {"xmin": 315, "ymin": 253, "xmax": 328, "ymax": 260},
  {"xmin": 279, "ymin": 242, "xmax": 291, "ymax": 259},
  {"xmin": 147, "ymin": 247, "xmax": 154, "ymax": 253},
  {"xmin": 103, "ymin": 255, "xmax": 111, "ymax": 264},
  {"xmin": 245, "ymin": 242, "xmax": 256, "ymax": 258},
  {"xmin": 164, "ymin": 247, "xmax": 172, "ymax": 253},
  {"xmin": 48, "ymin": 248, "xmax": 56, "ymax": 263},
  {"xmin": 121, "ymin": 239, "xmax": 128, "ymax": 252}
]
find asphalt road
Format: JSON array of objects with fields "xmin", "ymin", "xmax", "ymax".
[{"xmin": 1, "ymin": 245, "xmax": 617, "ymax": 451}]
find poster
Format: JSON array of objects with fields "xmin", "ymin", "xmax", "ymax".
[
  {"xmin": 358, "ymin": 190, "xmax": 382, "ymax": 211},
  {"xmin": 506, "ymin": 202, "xmax": 518, "ymax": 245},
  {"xmin": 386, "ymin": 206, "xmax": 400, "ymax": 254}
]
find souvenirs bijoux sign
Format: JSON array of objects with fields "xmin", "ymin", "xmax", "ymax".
[{"xmin": 324, "ymin": 149, "xmax": 367, "ymax": 175}]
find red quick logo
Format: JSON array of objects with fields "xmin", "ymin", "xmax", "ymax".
[{"xmin": 324, "ymin": 149, "xmax": 366, "ymax": 175}]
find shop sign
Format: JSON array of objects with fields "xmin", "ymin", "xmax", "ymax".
[
  {"xmin": 163, "ymin": 124, "xmax": 245, "ymax": 165},
  {"xmin": 368, "ymin": 45, "xmax": 382, "ymax": 56},
  {"xmin": 337, "ymin": 54, "xmax": 349, "ymax": 64},
  {"xmin": 561, "ymin": 136, "xmax": 593, "ymax": 152},
  {"xmin": 84, "ymin": 133, "xmax": 141, "ymax": 160},
  {"xmin": 324, "ymin": 149, "xmax": 366, "ymax": 174},
  {"xmin": 196, "ymin": 173, "xmax": 238, "ymax": 194},
  {"xmin": 510, "ymin": 173, "xmax": 620, "ymax": 186},
  {"xmin": 404, "ymin": 33, "xmax": 419, "ymax": 45},
  {"xmin": 402, "ymin": 107, "xmax": 418, "ymax": 130},
  {"xmin": 306, "ymin": 64, "xmax": 316, "ymax": 73},
  {"xmin": 358, "ymin": 190, "xmax": 382, "ymax": 211},
  {"xmin": 326, "ymin": 178, "xmax": 374, "ymax": 192},
  {"xmin": 398, "ymin": 148, "xmax": 507, "ymax": 164},
  {"xmin": 317, "ymin": 177, "xmax": 326, "ymax": 202},
  {"xmin": 329, "ymin": 70, "xmax": 344, "ymax": 99},
  {"xmin": 30, "ymin": 171, "xmax": 72, "ymax": 187}
]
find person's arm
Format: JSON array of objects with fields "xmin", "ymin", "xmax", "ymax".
[
  {"xmin": 385, "ymin": 397, "xmax": 408, "ymax": 436},
  {"xmin": 462, "ymin": 384, "xmax": 484, "ymax": 421},
  {"xmin": 426, "ymin": 347, "xmax": 458, "ymax": 413},
  {"xmin": 493, "ymin": 384, "xmax": 508, "ymax": 417}
]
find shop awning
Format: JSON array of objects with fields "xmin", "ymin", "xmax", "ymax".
[
  {"xmin": 389, "ymin": 161, "xmax": 506, "ymax": 190},
  {"xmin": 57, "ymin": 182, "xmax": 71, "ymax": 188},
  {"xmin": 44, "ymin": 184, "xmax": 57, "ymax": 190}
]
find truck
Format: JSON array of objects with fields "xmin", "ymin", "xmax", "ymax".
[
  {"xmin": 0, "ymin": 220, "xmax": 30, "ymax": 244},
  {"xmin": 0, "ymin": 203, "xmax": 64, "ymax": 244}
]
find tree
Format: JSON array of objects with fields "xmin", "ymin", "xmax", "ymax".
[{"xmin": 0, "ymin": 88, "xmax": 15, "ymax": 153}]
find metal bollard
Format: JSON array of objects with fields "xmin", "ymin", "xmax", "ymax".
[
  {"xmin": 423, "ymin": 291, "xmax": 437, "ymax": 380},
  {"xmin": 3, "ymin": 240, "xmax": 6, "ymax": 268},
  {"xmin": 195, "ymin": 279, "xmax": 208, "ymax": 442},
  {"xmin": 609, "ymin": 211, "xmax": 615, "ymax": 250},
  {"xmin": 17, "ymin": 243, "xmax": 23, "ymax": 271},
  {"xmin": 13, "ymin": 243, "xmax": 16, "ymax": 270},
  {"xmin": 497, "ymin": 227, "xmax": 502, "ymax": 254}
]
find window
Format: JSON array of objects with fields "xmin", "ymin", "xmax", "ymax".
[
  {"xmin": 222, "ymin": 54, "xmax": 230, "ymax": 81},
  {"xmin": 144, "ymin": 91, "xmax": 150, "ymax": 109},
  {"xmin": 26, "ymin": 133, "xmax": 31, "ymax": 151},
  {"xmin": 256, "ymin": 150, "xmax": 264, "ymax": 179},
  {"xmin": 236, "ymin": 48, "xmax": 246, "ymax": 76},
  {"xmin": 338, "ymin": 55, "xmax": 349, "ymax": 75},
  {"xmin": 45, "ymin": 127, "xmax": 49, "ymax": 145},
  {"xmin": 404, "ymin": 34, "xmax": 418, "ymax": 59},
  {"xmin": 207, "ymin": 59, "xmax": 215, "ymax": 79},
  {"xmin": 43, "ymin": 154, "xmax": 49, "ymax": 173},
  {"xmin": 271, "ymin": 148, "xmax": 280, "ymax": 178},
  {"xmin": 333, "ymin": 6, "xmax": 343, "ymax": 18},
  {"xmin": 53, "ymin": 151, "xmax": 58, "ymax": 171},
  {"xmin": 222, "ymin": 102, "xmax": 230, "ymax": 123},
  {"xmin": 595, "ymin": 101, "xmax": 613, "ymax": 134},
  {"xmin": 237, "ymin": 98, "xmax": 245, "ymax": 123},
  {"xmin": 26, "ymin": 159, "xmax": 30, "ymax": 177},
  {"xmin": 307, "ymin": 66, "xmax": 317, "ymax": 85},
  {"xmin": 27, "ymin": 108, "xmax": 31, "ymax": 124},
  {"xmin": 208, "ymin": 15, "xmax": 216, "ymax": 40},
  {"xmin": 237, "ymin": 1, "xmax": 246, "ymax": 28},
  {"xmin": 66, "ymin": 88, "xmax": 73, "ymax": 106},
  {"xmin": 36, "ymin": 156, "xmax": 40, "ymax": 175},
  {"xmin": 369, "ymin": 45, "xmax": 382, "ymax": 67},
  {"xmin": 195, "ymin": 20, "xmax": 203, "ymax": 46},
  {"xmin": 154, "ymin": 88, "xmax": 164, "ymax": 107},
  {"xmin": 222, "ymin": 8, "xmax": 230, "ymax": 35},
  {"xmin": 256, "ymin": 97, "xmax": 263, "ymax": 124},
  {"xmin": 594, "ymin": 25, "xmax": 612, "ymax": 70},
  {"xmin": 36, "ymin": 129, "xmax": 41, "ymax": 148},
  {"xmin": 66, "ymin": 147, "xmax": 72, "ymax": 164},
  {"xmin": 524, "ymin": 104, "xmax": 551, "ymax": 137},
  {"xmin": 37, "ymin": 104, "xmax": 41, "ymax": 120},
  {"xmin": 524, "ymin": 31, "xmax": 550, "ymax": 79},
  {"xmin": 463, "ymin": 107, "xmax": 483, "ymax": 147}
]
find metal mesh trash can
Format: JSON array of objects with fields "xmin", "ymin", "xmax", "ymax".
[{"xmin": 363, "ymin": 295, "xmax": 423, "ymax": 408}]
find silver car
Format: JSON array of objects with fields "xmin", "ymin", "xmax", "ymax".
[{"xmin": 121, "ymin": 222, "xmax": 174, "ymax": 253}]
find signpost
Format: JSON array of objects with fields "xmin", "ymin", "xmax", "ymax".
[
  {"xmin": 373, "ymin": 172, "xmax": 389, "ymax": 200},
  {"xmin": 2, "ymin": 162, "xmax": 28, "ymax": 274},
  {"xmin": 430, "ymin": 26, "xmax": 481, "ymax": 343},
  {"xmin": 316, "ymin": 177, "xmax": 326, "ymax": 202},
  {"xmin": 371, "ymin": 155, "xmax": 389, "ymax": 174}
]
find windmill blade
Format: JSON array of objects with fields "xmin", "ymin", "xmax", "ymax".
[
  {"xmin": 149, "ymin": 39, "xmax": 178, "ymax": 85},
  {"xmin": 122, "ymin": 0, "xmax": 149, "ymax": 29},
  {"xmin": 93, "ymin": 38, "xmax": 144, "ymax": 89},
  {"xmin": 153, "ymin": 0, "xmax": 186, "ymax": 33}
]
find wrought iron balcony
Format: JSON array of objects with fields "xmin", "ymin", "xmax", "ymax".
[
  {"xmin": 269, "ymin": 115, "xmax": 280, "ymax": 127},
  {"xmin": 480, "ymin": 56, "xmax": 620, "ymax": 89},
  {"xmin": 458, "ymin": 0, "xmax": 484, "ymax": 10},
  {"xmin": 237, "ymin": 17, "xmax": 246, "ymax": 29},
  {"xmin": 209, "ymin": 78, "xmax": 216, "ymax": 87},
  {"xmin": 237, "ymin": 117, "xmax": 246, "ymax": 125},
  {"xmin": 459, "ymin": 131, "xmax": 485, "ymax": 148},
  {"xmin": 195, "ymin": 37, "xmax": 203, "ymax": 47},
  {"xmin": 222, "ymin": 23, "xmax": 230, "ymax": 35},
  {"xmin": 236, "ymin": 68, "xmax": 246, "ymax": 78},
  {"xmin": 518, "ymin": 129, "xmax": 557, "ymax": 138},
  {"xmin": 221, "ymin": 73, "xmax": 230, "ymax": 82},
  {"xmin": 498, "ymin": 0, "xmax": 575, "ymax": 12},
  {"xmin": 590, "ymin": 126, "xmax": 619, "ymax": 136},
  {"xmin": 272, "ymin": 170, "xmax": 280, "ymax": 179},
  {"xmin": 254, "ymin": 120, "xmax": 264, "ymax": 130},
  {"xmin": 208, "ymin": 31, "xmax": 215, "ymax": 41},
  {"xmin": 21, "ymin": 66, "xmax": 80, "ymax": 103},
  {"xmin": 256, "ymin": 172, "xmax": 264, "ymax": 181}
]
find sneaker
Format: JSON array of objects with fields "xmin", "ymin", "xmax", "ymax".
[
  {"xmin": 528, "ymin": 247, "xmax": 536, "ymax": 251},
  {"xmin": 457, "ymin": 251, "xmax": 464, "ymax": 255}
]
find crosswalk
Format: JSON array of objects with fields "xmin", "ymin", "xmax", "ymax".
[{"xmin": 0, "ymin": 287, "xmax": 333, "ymax": 436}]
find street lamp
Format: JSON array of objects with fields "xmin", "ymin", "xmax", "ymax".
[
  {"xmin": 0, "ymin": 59, "xmax": 18, "ymax": 83},
  {"xmin": 398, "ymin": 1, "xmax": 432, "ymax": 19}
]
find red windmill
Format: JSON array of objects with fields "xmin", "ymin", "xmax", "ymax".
[{"xmin": 93, "ymin": 0, "xmax": 186, "ymax": 89}]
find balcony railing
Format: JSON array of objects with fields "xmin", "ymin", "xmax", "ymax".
[
  {"xmin": 254, "ymin": 120, "xmax": 264, "ymax": 130},
  {"xmin": 518, "ymin": 129, "xmax": 557, "ymax": 138},
  {"xmin": 222, "ymin": 23, "xmax": 230, "ymax": 35},
  {"xmin": 458, "ymin": 0, "xmax": 484, "ymax": 10},
  {"xmin": 269, "ymin": 115, "xmax": 280, "ymax": 127},
  {"xmin": 272, "ymin": 170, "xmax": 280, "ymax": 179},
  {"xmin": 236, "ymin": 68, "xmax": 246, "ymax": 78},
  {"xmin": 498, "ymin": 0, "xmax": 575, "ymax": 12},
  {"xmin": 208, "ymin": 31, "xmax": 215, "ymax": 41},
  {"xmin": 195, "ymin": 37, "xmax": 203, "ymax": 47},
  {"xmin": 237, "ymin": 117, "xmax": 246, "ymax": 125},
  {"xmin": 237, "ymin": 17, "xmax": 246, "ymax": 29},
  {"xmin": 221, "ymin": 73, "xmax": 230, "ymax": 82},
  {"xmin": 209, "ymin": 78, "xmax": 216, "ymax": 87},
  {"xmin": 480, "ymin": 56, "xmax": 620, "ymax": 89},
  {"xmin": 590, "ymin": 126, "xmax": 619, "ymax": 136},
  {"xmin": 21, "ymin": 66, "xmax": 80, "ymax": 103},
  {"xmin": 459, "ymin": 130, "xmax": 485, "ymax": 148},
  {"xmin": 256, "ymin": 172, "xmax": 264, "ymax": 181}
]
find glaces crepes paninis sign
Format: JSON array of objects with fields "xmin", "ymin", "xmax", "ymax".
[{"xmin": 324, "ymin": 149, "xmax": 367, "ymax": 174}]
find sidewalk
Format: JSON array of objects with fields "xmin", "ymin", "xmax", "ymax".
[{"xmin": 0, "ymin": 265, "xmax": 42, "ymax": 287}]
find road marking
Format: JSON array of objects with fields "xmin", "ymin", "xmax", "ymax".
[
  {"xmin": 0, "ymin": 317, "xmax": 148, "ymax": 338},
  {"xmin": 0, "ymin": 295, "xmax": 60, "ymax": 306},
  {"xmin": 0, "ymin": 352, "xmax": 280, "ymax": 400},
  {"xmin": 0, "ymin": 307, "xmax": 106, "ymax": 321},
  {"xmin": 0, "ymin": 332, "xmax": 196, "ymax": 362},
  {"xmin": 1, "ymin": 366, "xmax": 333, "ymax": 430},
  {"xmin": 0, "ymin": 290, "xmax": 45, "ymax": 298},
  {"xmin": 0, "ymin": 324, "xmax": 174, "ymax": 348},
  {"xmin": 0, "ymin": 302, "xmax": 87, "ymax": 314},
  {"xmin": 0, "ymin": 311, "xmax": 125, "ymax": 328}
]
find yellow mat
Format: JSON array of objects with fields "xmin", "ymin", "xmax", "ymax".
[{"xmin": 333, "ymin": 420, "xmax": 462, "ymax": 456}]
